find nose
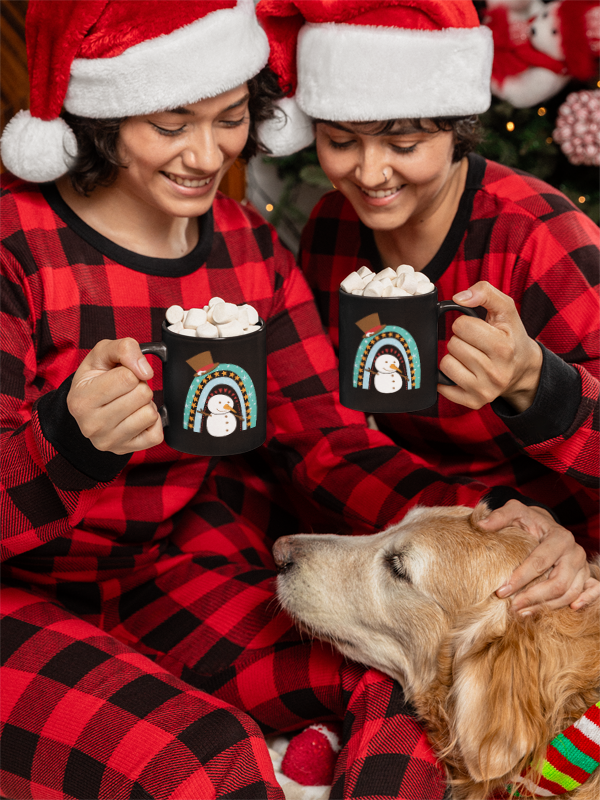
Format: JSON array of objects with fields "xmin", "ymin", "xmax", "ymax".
[
  {"xmin": 355, "ymin": 142, "xmax": 387, "ymax": 188},
  {"xmin": 273, "ymin": 536, "xmax": 297, "ymax": 570},
  {"xmin": 181, "ymin": 126, "xmax": 224, "ymax": 175}
]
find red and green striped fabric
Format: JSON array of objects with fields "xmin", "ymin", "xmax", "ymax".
[{"xmin": 512, "ymin": 701, "xmax": 600, "ymax": 797}]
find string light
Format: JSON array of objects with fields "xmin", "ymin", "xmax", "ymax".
[
  {"xmin": 265, "ymin": 204, "xmax": 273, "ymax": 212},
  {"xmin": 546, "ymin": 137, "xmax": 553, "ymax": 144},
  {"xmin": 538, "ymin": 107, "xmax": 546, "ymax": 116},
  {"xmin": 578, "ymin": 196, "xmax": 586, "ymax": 204},
  {"xmin": 506, "ymin": 121, "xmax": 515, "ymax": 132}
]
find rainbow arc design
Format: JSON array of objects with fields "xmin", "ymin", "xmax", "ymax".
[
  {"xmin": 352, "ymin": 316, "xmax": 421, "ymax": 391},
  {"xmin": 183, "ymin": 354, "xmax": 257, "ymax": 433}
]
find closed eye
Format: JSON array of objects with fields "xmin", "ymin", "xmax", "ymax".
[{"xmin": 386, "ymin": 553, "xmax": 411, "ymax": 582}]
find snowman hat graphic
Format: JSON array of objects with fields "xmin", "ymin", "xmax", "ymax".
[
  {"xmin": 187, "ymin": 351, "xmax": 219, "ymax": 376},
  {"xmin": 356, "ymin": 314, "xmax": 386, "ymax": 338}
]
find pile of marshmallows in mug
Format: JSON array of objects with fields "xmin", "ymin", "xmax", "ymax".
[
  {"xmin": 340, "ymin": 264, "xmax": 434, "ymax": 297},
  {"xmin": 165, "ymin": 298, "xmax": 260, "ymax": 338}
]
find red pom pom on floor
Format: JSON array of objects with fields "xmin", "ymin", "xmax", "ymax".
[{"xmin": 281, "ymin": 723, "xmax": 342, "ymax": 786}]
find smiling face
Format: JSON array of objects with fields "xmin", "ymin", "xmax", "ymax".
[
  {"xmin": 112, "ymin": 85, "xmax": 250, "ymax": 220},
  {"xmin": 207, "ymin": 394, "xmax": 232, "ymax": 414},
  {"xmin": 374, "ymin": 354, "xmax": 400, "ymax": 374},
  {"xmin": 315, "ymin": 119, "xmax": 459, "ymax": 232}
]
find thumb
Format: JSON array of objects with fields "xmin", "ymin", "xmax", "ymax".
[
  {"xmin": 83, "ymin": 338, "xmax": 154, "ymax": 381},
  {"xmin": 452, "ymin": 281, "xmax": 516, "ymax": 326}
]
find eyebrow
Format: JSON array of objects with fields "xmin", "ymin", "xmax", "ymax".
[{"xmin": 166, "ymin": 93, "xmax": 251, "ymax": 117}]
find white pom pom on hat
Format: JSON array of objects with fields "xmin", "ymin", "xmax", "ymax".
[
  {"xmin": 259, "ymin": 96, "xmax": 315, "ymax": 157},
  {"xmin": 0, "ymin": 0, "xmax": 269, "ymax": 183},
  {"xmin": 1, "ymin": 111, "xmax": 77, "ymax": 183},
  {"xmin": 256, "ymin": 0, "xmax": 493, "ymax": 156}
]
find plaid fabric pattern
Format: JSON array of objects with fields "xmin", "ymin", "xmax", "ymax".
[
  {"xmin": 0, "ymin": 174, "xmax": 473, "ymax": 798},
  {"xmin": 299, "ymin": 155, "xmax": 599, "ymax": 554}
]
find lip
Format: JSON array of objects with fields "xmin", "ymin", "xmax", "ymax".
[
  {"xmin": 357, "ymin": 184, "xmax": 406, "ymax": 207},
  {"xmin": 161, "ymin": 170, "xmax": 217, "ymax": 196}
]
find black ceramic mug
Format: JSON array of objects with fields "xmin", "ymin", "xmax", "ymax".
[
  {"xmin": 338, "ymin": 287, "xmax": 480, "ymax": 413},
  {"xmin": 140, "ymin": 320, "xmax": 266, "ymax": 455}
]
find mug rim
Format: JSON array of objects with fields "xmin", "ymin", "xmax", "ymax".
[{"xmin": 338, "ymin": 287, "xmax": 436, "ymax": 301}]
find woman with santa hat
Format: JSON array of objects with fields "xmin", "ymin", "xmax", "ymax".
[
  {"xmin": 257, "ymin": 0, "xmax": 599, "ymax": 561},
  {"xmin": 0, "ymin": 1, "xmax": 551, "ymax": 798}
]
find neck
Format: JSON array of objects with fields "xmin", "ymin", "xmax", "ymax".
[
  {"xmin": 55, "ymin": 177, "xmax": 199, "ymax": 259},
  {"xmin": 373, "ymin": 156, "xmax": 468, "ymax": 272}
]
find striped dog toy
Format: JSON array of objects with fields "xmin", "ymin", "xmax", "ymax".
[{"xmin": 510, "ymin": 701, "xmax": 600, "ymax": 797}]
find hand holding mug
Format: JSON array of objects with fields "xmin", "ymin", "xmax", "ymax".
[
  {"xmin": 67, "ymin": 338, "xmax": 163, "ymax": 454},
  {"xmin": 438, "ymin": 281, "xmax": 544, "ymax": 412}
]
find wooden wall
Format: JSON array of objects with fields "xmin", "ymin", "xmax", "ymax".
[
  {"xmin": 0, "ymin": 0, "xmax": 245, "ymax": 199},
  {"xmin": 1, "ymin": 0, "xmax": 29, "ymax": 146}
]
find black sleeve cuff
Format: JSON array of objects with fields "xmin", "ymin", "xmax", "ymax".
[
  {"xmin": 482, "ymin": 486, "xmax": 560, "ymax": 524},
  {"xmin": 37, "ymin": 375, "xmax": 131, "ymax": 483},
  {"xmin": 491, "ymin": 343, "xmax": 581, "ymax": 446}
]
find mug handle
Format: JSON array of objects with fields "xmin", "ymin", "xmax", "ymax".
[
  {"xmin": 436, "ymin": 301, "xmax": 482, "ymax": 386},
  {"xmin": 139, "ymin": 341, "xmax": 169, "ymax": 427}
]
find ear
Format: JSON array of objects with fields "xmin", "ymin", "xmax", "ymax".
[{"xmin": 448, "ymin": 601, "xmax": 544, "ymax": 782}]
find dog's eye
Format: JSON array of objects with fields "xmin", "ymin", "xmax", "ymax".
[{"xmin": 387, "ymin": 554, "xmax": 411, "ymax": 582}]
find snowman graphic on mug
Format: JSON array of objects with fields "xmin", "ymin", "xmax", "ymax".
[
  {"xmin": 352, "ymin": 314, "xmax": 421, "ymax": 394},
  {"xmin": 184, "ymin": 351, "xmax": 258, "ymax": 437}
]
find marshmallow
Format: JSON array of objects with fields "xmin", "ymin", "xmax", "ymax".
[
  {"xmin": 363, "ymin": 280, "xmax": 384, "ymax": 297},
  {"xmin": 340, "ymin": 271, "xmax": 364, "ymax": 294},
  {"xmin": 378, "ymin": 277, "xmax": 393, "ymax": 288},
  {"xmin": 195, "ymin": 322, "xmax": 218, "ymax": 338},
  {"xmin": 414, "ymin": 272, "xmax": 429, "ymax": 284},
  {"xmin": 211, "ymin": 301, "xmax": 238, "ymax": 325},
  {"xmin": 184, "ymin": 308, "xmax": 207, "ymax": 329},
  {"xmin": 391, "ymin": 287, "xmax": 411, "ymax": 297},
  {"xmin": 165, "ymin": 300, "xmax": 260, "ymax": 339},
  {"xmin": 166, "ymin": 304, "xmax": 184, "ymax": 324},
  {"xmin": 414, "ymin": 282, "xmax": 434, "ymax": 295},
  {"xmin": 382, "ymin": 285, "xmax": 394, "ymax": 296},
  {"xmin": 375, "ymin": 267, "xmax": 397, "ymax": 281},
  {"xmin": 241, "ymin": 304, "xmax": 259, "ymax": 326},
  {"xmin": 396, "ymin": 272, "xmax": 420, "ymax": 294},
  {"xmin": 216, "ymin": 319, "xmax": 245, "ymax": 337},
  {"xmin": 396, "ymin": 264, "xmax": 415, "ymax": 275},
  {"xmin": 361, "ymin": 273, "xmax": 376, "ymax": 286},
  {"xmin": 351, "ymin": 288, "xmax": 364, "ymax": 295},
  {"xmin": 357, "ymin": 266, "xmax": 373, "ymax": 278}
]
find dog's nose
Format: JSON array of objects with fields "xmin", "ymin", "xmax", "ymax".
[{"xmin": 273, "ymin": 536, "xmax": 296, "ymax": 570}]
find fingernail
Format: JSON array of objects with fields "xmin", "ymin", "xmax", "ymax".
[
  {"xmin": 137, "ymin": 357, "xmax": 151, "ymax": 378},
  {"xmin": 519, "ymin": 610, "xmax": 532, "ymax": 617},
  {"xmin": 453, "ymin": 290, "xmax": 473, "ymax": 303},
  {"xmin": 496, "ymin": 584, "xmax": 512, "ymax": 598}
]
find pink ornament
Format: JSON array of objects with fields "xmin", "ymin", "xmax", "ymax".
[{"xmin": 553, "ymin": 90, "xmax": 600, "ymax": 165}]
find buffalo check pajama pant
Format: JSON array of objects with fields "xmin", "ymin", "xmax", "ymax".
[{"xmin": 0, "ymin": 487, "xmax": 445, "ymax": 800}]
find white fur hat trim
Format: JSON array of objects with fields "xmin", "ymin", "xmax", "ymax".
[
  {"xmin": 65, "ymin": 0, "xmax": 268, "ymax": 118},
  {"xmin": 0, "ymin": 110, "xmax": 77, "ymax": 182},
  {"xmin": 296, "ymin": 22, "xmax": 493, "ymax": 121},
  {"xmin": 258, "ymin": 96, "xmax": 315, "ymax": 156}
]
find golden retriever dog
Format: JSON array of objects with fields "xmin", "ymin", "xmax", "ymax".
[{"xmin": 273, "ymin": 504, "xmax": 600, "ymax": 799}]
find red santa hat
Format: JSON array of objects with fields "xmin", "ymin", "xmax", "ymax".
[
  {"xmin": 1, "ymin": 0, "xmax": 269, "ymax": 183},
  {"xmin": 557, "ymin": 0, "xmax": 600, "ymax": 82},
  {"xmin": 256, "ymin": 0, "xmax": 493, "ymax": 156}
]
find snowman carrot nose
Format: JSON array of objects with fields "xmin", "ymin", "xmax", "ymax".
[
  {"xmin": 389, "ymin": 363, "xmax": 399, "ymax": 371},
  {"xmin": 224, "ymin": 403, "xmax": 232, "ymax": 411}
]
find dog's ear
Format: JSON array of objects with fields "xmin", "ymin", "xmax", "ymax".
[{"xmin": 448, "ymin": 601, "xmax": 544, "ymax": 782}]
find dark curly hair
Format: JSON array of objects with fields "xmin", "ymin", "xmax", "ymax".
[
  {"xmin": 314, "ymin": 116, "xmax": 483, "ymax": 163},
  {"xmin": 61, "ymin": 66, "xmax": 283, "ymax": 196}
]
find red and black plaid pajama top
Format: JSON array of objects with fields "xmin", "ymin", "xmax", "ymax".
[
  {"xmin": 300, "ymin": 154, "xmax": 599, "ymax": 555},
  {"xmin": 1, "ymin": 173, "xmax": 513, "ymax": 800}
]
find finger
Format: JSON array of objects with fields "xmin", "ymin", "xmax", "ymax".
[
  {"xmin": 78, "ymin": 338, "xmax": 153, "ymax": 382},
  {"xmin": 498, "ymin": 528, "xmax": 585, "ymax": 599},
  {"xmin": 80, "ymin": 381, "xmax": 156, "ymax": 439},
  {"xmin": 95, "ymin": 401, "xmax": 162, "ymax": 454},
  {"xmin": 482, "ymin": 500, "xmax": 552, "ymax": 539},
  {"xmin": 513, "ymin": 562, "xmax": 589, "ymax": 614},
  {"xmin": 570, "ymin": 577, "xmax": 600, "ymax": 610},
  {"xmin": 453, "ymin": 281, "xmax": 519, "ymax": 327},
  {"xmin": 74, "ymin": 364, "xmax": 147, "ymax": 407}
]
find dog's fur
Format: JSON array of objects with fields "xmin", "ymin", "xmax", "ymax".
[{"xmin": 273, "ymin": 504, "xmax": 600, "ymax": 799}]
